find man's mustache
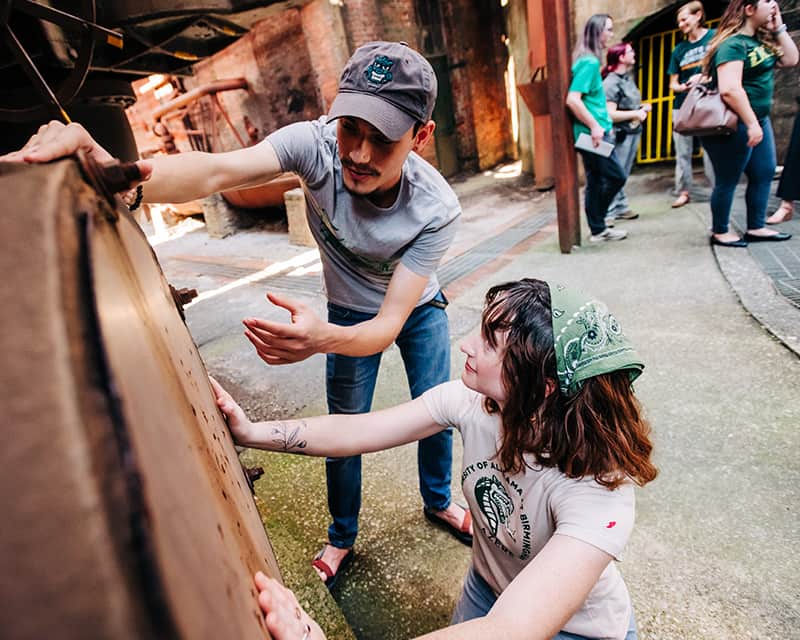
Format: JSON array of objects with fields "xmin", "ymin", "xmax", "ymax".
[{"xmin": 341, "ymin": 158, "xmax": 379, "ymax": 176}]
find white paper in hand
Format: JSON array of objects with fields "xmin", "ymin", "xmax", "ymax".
[{"xmin": 574, "ymin": 133, "xmax": 614, "ymax": 158}]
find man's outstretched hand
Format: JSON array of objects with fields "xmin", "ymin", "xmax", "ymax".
[
  {"xmin": 0, "ymin": 120, "xmax": 152, "ymax": 188},
  {"xmin": 243, "ymin": 292, "xmax": 331, "ymax": 365}
]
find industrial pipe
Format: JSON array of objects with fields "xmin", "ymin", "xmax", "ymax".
[{"xmin": 152, "ymin": 77, "xmax": 248, "ymax": 122}]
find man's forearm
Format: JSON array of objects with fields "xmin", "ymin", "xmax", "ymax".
[
  {"xmin": 321, "ymin": 314, "xmax": 403, "ymax": 358},
  {"xmin": 142, "ymin": 142, "xmax": 283, "ymax": 204},
  {"xmin": 142, "ymin": 151, "xmax": 224, "ymax": 203}
]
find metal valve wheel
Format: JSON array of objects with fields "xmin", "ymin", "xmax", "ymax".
[{"xmin": 0, "ymin": 0, "xmax": 120, "ymax": 122}]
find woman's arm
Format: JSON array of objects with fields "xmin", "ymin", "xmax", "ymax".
[
  {"xmin": 717, "ymin": 60, "xmax": 762, "ymax": 146},
  {"xmin": 565, "ymin": 91, "xmax": 605, "ymax": 146},
  {"xmin": 669, "ymin": 73, "xmax": 688, "ymax": 94},
  {"xmin": 210, "ymin": 377, "xmax": 444, "ymax": 456},
  {"xmin": 253, "ymin": 534, "xmax": 613, "ymax": 640},
  {"xmin": 775, "ymin": 30, "xmax": 799, "ymax": 67},
  {"xmin": 606, "ymin": 101, "xmax": 648, "ymax": 124},
  {"xmin": 458, "ymin": 534, "xmax": 613, "ymax": 640},
  {"xmin": 669, "ymin": 72, "xmax": 704, "ymax": 94},
  {"xmin": 768, "ymin": 6, "xmax": 799, "ymax": 68}
]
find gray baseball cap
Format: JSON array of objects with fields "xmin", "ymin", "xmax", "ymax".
[{"xmin": 327, "ymin": 41, "xmax": 437, "ymax": 141}]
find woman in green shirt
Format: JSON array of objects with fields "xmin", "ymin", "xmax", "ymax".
[
  {"xmin": 701, "ymin": 0, "xmax": 798, "ymax": 247},
  {"xmin": 566, "ymin": 14, "xmax": 629, "ymax": 243}
]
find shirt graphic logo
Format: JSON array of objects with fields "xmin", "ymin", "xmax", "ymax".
[
  {"xmin": 474, "ymin": 476, "xmax": 515, "ymax": 539},
  {"xmin": 747, "ymin": 45, "xmax": 773, "ymax": 68},
  {"xmin": 365, "ymin": 55, "xmax": 394, "ymax": 86}
]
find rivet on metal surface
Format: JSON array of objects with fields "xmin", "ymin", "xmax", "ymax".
[
  {"xmin": 244, "ymin": 465, "xmax": 265, "ymax": 494},
  {"xmin": 168, "ymin": 284, "xmax": 198, "ymax": 321}
]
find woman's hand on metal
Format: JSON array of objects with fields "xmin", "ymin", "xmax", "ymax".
[
  {"xmin": 254, "ymin": 571, "xmax": 324, "ymax": 640},
  {"xmin": 209, "ymin": 376, "xmax": 254, "ymax": 444}
]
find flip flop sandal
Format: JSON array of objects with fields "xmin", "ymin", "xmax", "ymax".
[
  {"xmin": 311, "ymin": 544, "xmax": 353, "ymax": 590},
  {"xmin": 671, "ymin": 192, "xmax": 690, "ymax": 208},
  {"xmin": 423, "ymin": 505, "xmax": 473, "ymax": 547}
]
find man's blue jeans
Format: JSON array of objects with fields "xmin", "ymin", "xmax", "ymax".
[
  {"xmin": 451, "ymin": 565, "xmax": 638, "ymax": 639},
  {"xmin": 325, "ymin": 291, "xmax": 452, "ymax": 549},
  {"xmin": 702, "ymin": 117, "xmax": 776, "ymax": 234}
]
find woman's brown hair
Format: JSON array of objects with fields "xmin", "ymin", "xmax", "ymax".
[
  {"xmin": 702, "ymin": 0, "xmax": 780, "ymax": 74},
  {"xmin": 482, "ymin": 279, "xmax": 657, "ymax": 490}
]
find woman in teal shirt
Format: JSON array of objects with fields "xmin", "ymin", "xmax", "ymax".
[
  {"xmin": 566, "ymin": 14, "xmax": 629, "ymax": 243},
  {"xmin": 701, "ymin": 0, "xmax": 798, "ymax": 247}
]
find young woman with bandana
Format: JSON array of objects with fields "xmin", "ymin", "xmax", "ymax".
[
  {"xmin": 700, "ymin": 0, "xmax": 798, "ymax": 247},
  {"xmin": 212, "ymin": 278, "xmax": 657, "ymax": 640}
]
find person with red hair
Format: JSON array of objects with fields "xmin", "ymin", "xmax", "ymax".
[{"xmin": 602, "ymin": 42, "xmax": 650, "ymax": 225}]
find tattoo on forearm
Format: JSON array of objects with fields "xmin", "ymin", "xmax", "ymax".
[{"xmin": 270, "ymin": 421, "xmax": 308, "ymax": 453}]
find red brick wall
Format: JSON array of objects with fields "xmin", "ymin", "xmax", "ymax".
[
  {"xmin": 187, "ymin": 11, "xmax": 324, "ymax": 151},
  {"xmin": 441, "ymin": 0, "xmax": 513, "ymax": 171},
  {"xmin": 342, "ymin": 0, "xmax": 384, "ymax": 49},
  {"xmin": 301, "ymin": 0, "xmax": 351, "ymax": 111},
  {"xmin": 378, "ymin": 0, "xmax": 418, "ymax": 46}
]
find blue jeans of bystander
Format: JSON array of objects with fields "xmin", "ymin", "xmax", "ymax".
[
  {"xmin": 702, "ymin": 117, "xmax": 776, "ymax": 234},
  {"xmin": 607, "ymin": 130, "xmax": 642, "ymax": 218},
  {"xmin": 325, "ymin": 291, "xmax": 452, "ymax": 549},
  {"xmin": 578, "ymin": 135, "xmax": 627, "ymax": 235},
  {"xmin": 672, "ymin": 109, "xmax": 715, "ymax": 194}
]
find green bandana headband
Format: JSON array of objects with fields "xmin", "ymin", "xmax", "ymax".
[{"xmin": 548, "ymin": 281, "xmax": 644, "ymax": 396}]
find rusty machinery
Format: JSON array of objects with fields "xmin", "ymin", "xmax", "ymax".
[
  {"xmin": 0, "ymin": 156, "xmax": 281, "ymax": 639},
  {"xmin": 0, "ymin": 1, "xmax": 288, "ymax": 157},
  {"xmin": 517, "ymin": 0, "xmax": 581, "ymax": 253}
]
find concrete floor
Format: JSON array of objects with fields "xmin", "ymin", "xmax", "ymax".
[{"xmin": 153, "ymin": 165, "xmax": 800, "ymax": 639}]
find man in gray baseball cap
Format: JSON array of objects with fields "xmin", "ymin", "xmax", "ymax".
[
  {"xmin": 327, "ymin": 41, "xmax": 437, "ymax": 141},
  {"xmin": 4, "ymin": 40, "xmax": 470, "ymax": 588}
]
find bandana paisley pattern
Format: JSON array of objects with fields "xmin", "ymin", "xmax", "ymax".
[{"xmin": 548, "ymin": 282, "xmax": 644, "ymax": 396}]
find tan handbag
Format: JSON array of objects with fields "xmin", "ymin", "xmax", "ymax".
[{"xmin": 673, "ymin": 83, "xmax": 738, "ymax": 136}]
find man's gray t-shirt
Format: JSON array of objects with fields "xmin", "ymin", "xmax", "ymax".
[{"xmin": 267, "ymin": 118, "xmax": 461, "ymax": 313}]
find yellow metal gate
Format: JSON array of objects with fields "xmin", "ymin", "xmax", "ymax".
[{"xmin": 636, "ymin": 20, "xmax": 718, "ymax": 164}]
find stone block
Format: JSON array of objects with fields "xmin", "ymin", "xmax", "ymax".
[
  {"xmin": 203, "ymin": 192, "xmax": 238, "ymax": 239},
  {"xmin": 284, "ymin": 187, "xmax": 316, "ymax": 247}
]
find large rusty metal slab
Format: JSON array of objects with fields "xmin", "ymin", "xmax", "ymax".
[{"xmin": 0, "ymin": 159, "xmax": 280, "ymax": 640}]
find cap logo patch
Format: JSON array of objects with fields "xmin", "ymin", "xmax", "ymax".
[{"xmin": 365, "ymin": 55, "xmax": 394, "ymax": 86}]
